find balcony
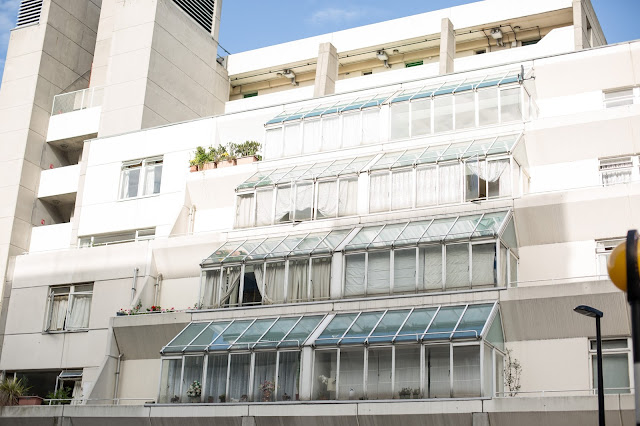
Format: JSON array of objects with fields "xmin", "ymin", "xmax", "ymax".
[
  {"xmin": 47, "ymin": 87, "xmax": 104, "ymax": 147},
  {"xmin": 38, "ymin": 165, "xmax": 80, "ymax": 200},
  {"xmin": 29, "ymin": 223, "xmax": 72, "ymax": 253}
]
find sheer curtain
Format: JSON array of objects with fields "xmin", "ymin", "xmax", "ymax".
[
  {"xmin": 361, "ymin": 110, "xmax": 380, "ymax": 145},
  {"xmin": 438, "ymin": 164, "xmax": 461, "ymax": 204},
  {"xmin": 283, "ymin": 124, "xmax": 302, "ymax": 157},
  {"xmin": 472, "ymin": 244, "xmax": 496, "ymax": 287},
  {"xmin": 342, "ymin": 113, "xmax": 361, "ymax": 148},
  {"xmin": 255, "ymin": 190, "xmax": 273, "ymax": 226},
  {"xmin": 275, "ymin": 186, "xmax": 292, "ymax": 223},
  {"xmin": 205, "ymin": 354, "xmax": 228, "ymax": 403},
  {"xmin": 367, "ymin": 251, "xmax": 390, "ymax": 295},
  {"xmin": 394, "ymin": 346, "xmax": 420, "ymax": 398},
  {"xmin": 235, "ymin": 194, "xmax": 254, "ymax": 228},
  {"xmin": 369, "ymin": 173, "xmax": 390, "ymax": 212},
  {"xmin": 265, "ymin": 128, "xmax": 284, "ymax": 159},
  {"xmin": 264, "ymin": 262, "xmax": 285, "ymax": 304},
  {"xmin": 344, "ymin": 254, "xmax": 366, "ymax": 296},
  {"xmin": 252, "ymin": 352, "xmax": 277, "ymax": 401},
  {"xmin": 287, "ymin": 259, "xmax": 309, "ymax": 302},
  {"xmin": 500, "ymin": 88, "xmax": 522, "ymax": 122},
  {"xmin": 603, "ymin": 169, "xmax": 632, "ymax": 186},
  {"xmin": 311, "ymin": 257, "xmax": 331, "ymax": 300},
  {"xmin": 425, "ymin": 346, "xmax": 450, "ymax": 398},
  {"xmin": 229, "ymin": 354, "xmax": 251, "ymax": 402},
  {"xmin": 391, "ymin": 170, "xmax": 413, "ymax": 210},
  {"xmin": 144, "ymin": 163, "xmax": 162, "ymax": 195},
  {"xmin": 452, "ymin": 346, "xmax": 481, "ymax": 397},
  {"xmin": 416, "ymin": 166, "xmax": 437, "ymax": 207},
  {"xmin": 338, "ymin": 178, "xmax": 358, "ymax": 216},
  {"xmin": 419, "ymin": 246, "xmax": 443, "ymax": 291},
  {"xmin": 446, "ymin": 244, "xmax": 470, "ymax": 289},
  {"xmin": 202, "ymin": 270, "xmax": 220, "ymax": 308},
  {"xmin": 67, "ymin": 295, "xmax": 91, "ymax": 329},
  {"xmin": 317, "ymin": 181, "xmax": 338, "ymax": 219},
  {"xmin": 120, "ymin": 168, "xmax": 140, "ymax": 199},
  {"xmin": 303, "ymin": 120, "xmax": 322, "ymax": 154},
  {"xmin": 367, "ymin": 347, "xmax": 392, "ymax": 399},
  {"xmin": 393, "ymin": 249, "xmax": 416, "ymax": 293},
  {"xmin": 159, "ymin": 359, "xmax": 182, "ymax": 403},
  {"xmin": 338, "ymin": 349, "xmax": 364, "ymax": 400},
  {"xmin": 294, "ymin": 183, "xmax": 313, "ymax": 221},
  {"xmin": 277, "ymin": 351, "xmax": 300, "ymax": 401},
  {"xmin": 49, "ymin": 295, "xmax": 68, "ymax": 331},
  {"xmin": 390, "ymin": 103, "xmax": 410, "ymax": 140},
  {"xmin": 411, "ymin": 99, "xmax": 431, "ymax": 136},
  {"xmin": 467, "ymin": 159, "xmax": 510, "ymax": 198},
  {"xmin": 181, "ymin": 356, "xmax": 204, "ymax": 401},
  {"xmin": 321, "ymin": 117, "xmax": 340, "ymax": 151},
  {"xmin": 220, "ymin": 267, "xmax": 241, "ymax": 307}
]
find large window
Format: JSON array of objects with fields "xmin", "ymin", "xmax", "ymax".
[
  {"xmin": 45, "ymin": 284, "xmax": 93, "ymax": 332},
  {"xmin": 119, "ymin": 157, "xmax": 163, "ymax": 199},
  {"xmin": 590, "ymin": 339, "xmax": 631, "ymax": 394},
  {"xmin": 599, "ymin": 156, "xmax": 637, "ymax": 186}
]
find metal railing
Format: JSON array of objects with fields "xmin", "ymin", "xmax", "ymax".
[
  {"xmin": 45, "ymin": 397, "xmax": 156, "ymax": 406},
  {"xmin": 495, "ymin": 387, "xmax": 633, "ymax": 397},
  {"xmin": 51, "ymin": 87, "xmax": 104, "ymax": 116}
]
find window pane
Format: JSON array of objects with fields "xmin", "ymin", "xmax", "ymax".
[
  {"xmin": 369, "ymin": 310, "xmax": 411, "ymax": 344},
  {"xmin": 367, "ymin": 347, "xmax": 393, "ymax": 399},
  {"xmin": 303, "ymin": 120, "xmax": 322, "ymax": 154},
  {"xmin": 500, "ymin": 88, "xmax": 522, "ymax": 122},
  {"xmin": 465, "ymin": 160, "xmax": 484, "ymax": 201},
  {"xmin": 205, "ymin": 354, "xmax": 228, "ymax": 403},
  {"xmin": 397, "ymin": 308, "xmax": 437, "ymax": 343},
  {"xmin": 275, "ymin": 186, "xmax": 292, "ymax": 223},
  {"xmin": 321, "ymin": 117, "xmax": 340, "ymax": 151},
  {"xmin": 235, "ymin": 194, "xmax": 255, "ymax": 228},
  {"xmin": 342, "ymin": 113, "xmax": 361, "ymax": 148},
  {"xmin": 362, "ymin": 109, "xmax": 380, "ymax": 144},
  {"xmin": 391, "ymin": 170, "xmax": 413, "ymax": 210},
  {"xmin": 488, "ymin": 159, "xmax": 511, "ymax": 197},
  {"xmin": 500, "ymin": 244, "xmax": 508, "ymax": 286},
  {"xmin": 593, "ymin": 353, "xmax": 630, "ymax": 394},
  {"xmin": 311, "ymin": 257, "xmax": 331, "ymax": 301},
  {"xmin": 472, "ymin": 244, "xmax": 497, "ymax": 287},
  {"xmin": 425, "ymin": 345, "xmax": 450, "ymax": 398},
  {"xmin": 446, "ymin": 244, "xmax": 469, "ymax": 289},
  {"xmin": 228, "ymin": 354, "xmax": 251, "ymax": 402},
  {"xmin": 419, "ymin": 246, "xmax": 443, "ymax": 291},
  {"xmin": 434, "ymin": 96, "xmax": 453, "ymax": 133},
  {"xmin": 283, "ymin": 124, "xmax": 301, "ymax": 157},
  {"xmin": 313, "ymin": 350, "xmax": 337, "ymax": 400},
  {"xmin": 264, "ymin": 262, "xmax": 285, "ymax": 304},
  {"xmin": 438, "ymin": 164, "xmax": 461, "ymax": 204},
  {"xmin": 343, "ymin": 312, "xmax": 383, "ymax": 345},
  {"xmin": 411, "ymin": 99, "xmax": 431, "ymax": 136},
  {"xmin": 253, "ymin": 352, "xmax": 277, "ymax": 402},
  {"xmin": 282, "ymin": 315, "xmax": 324, "ymax": 348},
  {"xmin": 144, "ymin": 163, "xmax": 162, "ymax": 195},
  {"xmin": 255, "ymin": 190, "xmax": 273, "ymax": 226},
  {"xmin": 181, "ymin": 356, "xmax": 204, "ymax": 402},
  {"xmin": 338, "ymin": 177, "xmax": 358, "ymax": 217},
  {"xmin": 509, "ymin": 253, "xmax": 518, "ymax": 286},
  {"xmin": 265, "ymin": 128, "xmax": 283, "ymax": 160},
  {"xmin": 159, "ymin": 358, "xmax": 183, "ymax": 403},
  {"xmin": 277, "ymin": 351, "xmax": 301, "ymax": 401},
  {"xmin": 367, "ymin": 251, "xmax": 390, "ymax": 295},
  {"xmin": 49, "ymin": 295, "xmax": 69, "ymax": 331},
  {"xmin": 120, "ymin": 168, "xmax": 140, "ymax": 199},
  {"xmin": 455, "ymin": 92, "xmax": 475, "ymax": 129},
  {"xmin": 591, "ymin": 339, "xmax": 628, "ymax": 351},
  {"xmin": 294, "ymin": 183, "xmax": 313, "ymax": 221},
  {"xmin": 394, "ymin": 249, "xmax": 416, "ymax": 293},
  {"xmin": 317, "ymin": 181, "xmax": 337, "ymax": 219},
  {"xmin": 288, "ymin": 259, "xmax": 309, "ymax": 302},
  {"xmin": 425, "ymin": 306, "xmax": 465, "ymax": 340},
  {"xmin": 453, "ymin": 345, "xmax": 480, "ymax": 397},
  {"xmin": 395, "ymin": 346, "xmax": 421, "ymax": 398},
  {"xmin": 67, "ymin": 294, "xmax": 91, "ymax": 329},
  {"xmin": 478, "ymin": 89, "xmax": 498, "ymax": 126},
  {"xmin": 345, "ymin": 254, "xmax": 366, "ymax": 296},
  {"xmin": 370, "ymin": 173, "xmax": 390, "ymax": 212},
  {"xmin": 317, "ymin": 313, "xmax": 359, "ymax": 346},
  {"xmin": 390, "ymin": 103, "xmax": 410, "ymax": 140},
  {"xmin": 495, "ymin": 352, "xmax": 504, "ymax": 397},
  {"xmin": 416, "ymin": 166, "xmax": 437, "ymax": 207},
  {"xmin": 339, "ymin": 349, "xmax": 364, "ymax": 400},
  {"xmin": 455, "ymin": 304, "xmax": 494, "ymax": 339}
]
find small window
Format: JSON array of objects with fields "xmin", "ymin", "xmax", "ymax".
[
  {"xmin": 604, "ymin": 88, "xmax": 635, "ymax": 108},
  {"xmin": 475, "ymin": 49, "xmax": 486, "ymax": 55},
  {"xmin": 589, "ymin": 338, "xmax": 630, "ymax": 394},
  {"xmin": 363, "ymin": 71, "xmax": 373, "ymax": 76},
  {"xmin": 45, "ymin": 284, "xmax": 93, "ymax": 332},
  {"xmin": 596, "ymin": 239, "xmax": 624, "ymax": 278},
  {"xmin": 521, "ymin": 39, "xmax": 540, "ymax": 46},
  {"xmin": 120, "ymin": 157, "xmax": 163, "ymax": 199},
  {"xmin": 599, "ymin": 156, "xmax": 634, "ymax": 186},
  {"xmin": 405, "ymin": 60, "xmax": 423, "ymax": 68},
  {"xmin": 243, "ymin": 92, "xmax": 258, "ymax": 98},
  {"xmin": 78, "ymin": 228, "xmax": 155, "ymax": 247}
]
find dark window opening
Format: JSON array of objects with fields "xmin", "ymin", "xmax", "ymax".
[
  {"xmin": 242, "ymin": 268, "xmax": 262, "ymax": 306},
  {"xmin": 244, "ymin": 92, "xmax": 258, "ymax": 98},
  {"xmin": 405, "ymin": 60, "xmax": 424, "ymax": 68}
]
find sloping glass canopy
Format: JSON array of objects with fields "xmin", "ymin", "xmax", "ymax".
[
  {"xmin": 345, "ymin": 211, "xmax": 512, "ymax": 251},
  {"xmin": 202, "ymin": 229, "xmax": 352, "ymax": 267},
  {"xmin": 370, "ymin": 133, "xmax": 521, "ymax": 170},
  {"xmin": 314, "ymin": 302, "xmax": 499, "ymax": 346},
  {"xmin": 162, "ymin": 315, "xmax": 326, "ymax": 354},
  {"xmin": 237, "ymin": 155, "xmax": 375, "ymax": 191}
]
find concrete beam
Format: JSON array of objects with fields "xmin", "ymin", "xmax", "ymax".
[
  {"xmin": 313, "ymin": 42, "xmax": 338, "ymax": 98},
  {"xmin": 439, "ymin": 18, "xmax": 455, "ymax": 75}
]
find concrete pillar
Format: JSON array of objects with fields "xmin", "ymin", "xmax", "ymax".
[
  {"xmin": 439, "ymin": 18, "xmax": 455, "ymax": 75},
  {"xmin": 211, "ymin": 0, "xmax": 224, "ymax": 42},
  {"xmin": 572, "ymin": 0, "xmax": 607, "ymax": 51},
  {"xmin": 473, "ymin": 412, "xmax": 490, "ymax": 426},
  {"xmin": 241, "ymin": 416, "xmax": 257, "ymax": 426},
  {"xmin": 314, "ymin": 42, "xmax": 338, "ymax": 97}
]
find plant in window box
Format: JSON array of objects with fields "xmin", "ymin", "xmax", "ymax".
[
  {"xmin": 259, "ymin": 379, "xmax": 275, "ymax": 402},
  {"xmin": 399, "ymin": 387, "xmax": 412, "ymax": 399},
  {"xmin": 190, "ymin": 146, "xmax": 209, "ymax": 172},
  {"xmin": 412, "ymin": 388, "xmax": 420, "ymax": 399},
  {"xmin": 146, "ymin": 305, "xmax": 161, "ymax": 313},
  {"xmin": 45, "ymin": 387, "xmax": 70, "ymax": 405},
  {"xmin": 233, "ymin": 141, "xmax": 262, "ymax": 165},
  {"xmin": 0, "ymin": 377, "xmax": 30, "ymax": 406},
  {"xmin": 186, "ymin": 380, "xmax": 202, "ymax": 402},
  {"xmin": 218, "ymin": 393, "xmax": 226, "ymax": 403}
]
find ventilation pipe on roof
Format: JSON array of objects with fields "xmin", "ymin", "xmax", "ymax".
[{"xmin": 279, "ymin": 69, "xmax": 298, "ymax": 86}]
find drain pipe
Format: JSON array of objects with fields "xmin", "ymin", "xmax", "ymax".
[
  {"xmin": 131, "ymin": 267, "xmax": 139, "ymax": 303},
  {"xmin": 154, "ymin": 274, "xmax": 163, "ymax": 306},
  {"xmin": 106, "ymin": 354, "xmax": 123, "ymax": 404}
]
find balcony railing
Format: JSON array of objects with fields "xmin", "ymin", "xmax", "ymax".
[{"xmin": 51, "ymin": 87, "xmax": 104, "ymax": 116}]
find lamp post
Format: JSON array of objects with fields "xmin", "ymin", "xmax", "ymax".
[{"xmin": 574, "ymin": 305, "xmax": 605, "ymax": 426}]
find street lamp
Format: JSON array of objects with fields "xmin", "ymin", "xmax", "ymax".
[{"xmin": 574, "ymin": 304, "xmax": 605, "ymax": 426}]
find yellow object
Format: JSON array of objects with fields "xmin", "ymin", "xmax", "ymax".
[{"xmin": 607, "ymin": 241, "xmax": 640, "ymax": 292}]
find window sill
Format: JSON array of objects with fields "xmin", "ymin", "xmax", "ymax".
[
  {"xmin": 43, "ymin": 329, "xmax": 90, "ymax": 335},
  {"xmin": 117, "ymin": 193, "xmax": 161, "ymax": 202}
]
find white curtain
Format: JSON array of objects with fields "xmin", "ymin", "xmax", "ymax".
[
  {"xmin": 220, "ymin": 267, "xmax": 241, "ymax": 307},
  {"xmin": 255, "ymin": 190, "xmax": 273, "ymax": 226},
  {"xmin": 49, "ymin": 295, "xmax": 68, "ymax": 331},
  {"xmin": 120, "ymin": 168, "xmax": 140, "ymax": 199},
  {"xmin": 452, "ymin": 346, "xmax": 481, "ymax": 397},
  {"xmin": 390, "ymin": 103, "xmax": 410, "ymax": 140},
  {"xmin": 205, "ymin": 354, "xmax": 228, "ymax": 403},
  {"xmin": 367, "ymin": 251, "xmax": 390, "ymax": 295},
  {"xmin": 603, "ymin": 170, "xmax": 632, "ymax": 186},
  {"xmin": 265, "ymin": 128, "xmax": 284, "ymax": 160},
  {"xmin": 317, "ymin": 181, "xmax": 338, "ymax": 219},
  {"xmin": 369, "ymin": 173, "xmax": 390, "ymax": 212},
  {"xmin": 338, "ymin": 349, "xmax": 364, "ymax": 400},
  {"xmin": 181, "ymin": 356, "xmax": 204, "ymax": 401},
  {"xmin": 229, "ymin": 354, "xmax": 251, "ymax": 402},
  {"xmin": 342, "ymin": 113, "xmax": 361, "ymax": 148},
  {"xmin": 252, "ymin": 352, "xmax": 277, "ymax": 402},
  {"xmin": 416, "ymin": 166, "xmax": 437, "ymax": 207},
  {"xmin": 294, "ymin": 183, "xmax": 313, "ymax": 221},
  {"xmin": 446, "ymin": 244, "xmax": 470, "ymax": 289},
  {"xmin": 144, "ymin": 163, "xmax": 162, "ymax": 195},
  {"xmin": 253, "ymin": 264, "xmax": 265, "ymax": 299},
  {"xmin": 277, "ymin": 351, "xmax": 300, "ymax": 401},
  {"xmin": 394, "ymin": 346, "xmax": 420, "ymax": 398},
  {"xmin": 303, "ymin": 120, "xmax": 322, "ymax": 154},
  {"xmin": 67, "ymin": 295, "xmax": 91, "ymax": 329},
  {"xmin": 264, "ymin": 262, "xmax": 285, "ymax": 304},
  {"xmin": 338, "ymin": 178, "xmax": 358, "ymax": 216},
  {"xmin": 419, "ymin": 246, "xmax": 443, "ymax": 291},
  {"xmin": 321, "ymin": 117, "xmax": 340, "ymax": 151},
  {"xmin": 275, "ymin": 186, "xmax": 292, "ymax": 223},
  {"xmin": 202, "ymin": 270, "xmax": 220, "ymax": 308},
  {"xmin": 438, "ymin": 164, "xmax": 461, "ymax": 204},
  {"xmin": 425, "ymin": 346, "xmax": 450, "ymax": 398},
  {"xmin": 367, "ymin": 348, "xmax": 393, "ymax": 399},
  {"xmin": 311, "ymin": 257, "xmax": 331, "ymax": 300},
  {"xmin": 393, "ymin": 249, "xmax": 416, "ymax": 293},
  {"xmin": 283, "ymin": 124, "xmax": 302, "ymax": 157},
  {"xmin": 345, "ymin": 254, "xmax": 366, "ymax": 296},
  {"xmin": 235, "ymin": 194, "xmax": 254, "ymax": 228},
  {"xmin": 361, "ymin": 110, "xmax": 380, "ymax": 145},
  {"xmin": 160, "ymin": 359, "xmax": 182, "ymax": 403},
  {"xmin": 472, "ymin": 244, "xmax": 496, "ymax": 287},
  {"xmin": 287, "ymin": 259, "xmax": 309, "ymax": 302},
  {"xmin": 391, "ymin": 170, "xmax": 413, "ymax": 210}
]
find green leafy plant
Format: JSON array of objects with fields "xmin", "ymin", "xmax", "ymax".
[
  {"xmin": 0, "ymin": 377, "xmax": 30, "ymax": 406},
  {"xmin": 207, "ymin": 144, "xmax": 230, "ymax": 162},
  {"xmin": 45, "ymin": 387, "xmax": 71, "ymax": 405},
  {"xmin": 234, "ymin": 141, "xmax": 261, "ymax": 159},
  {"xmin": 190, "ymin": 146, "xmax": 208, "ymax": 167}
]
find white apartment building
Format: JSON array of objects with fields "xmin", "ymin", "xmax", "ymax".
[{"xmin": 0, "ymin": 0, "xmax": 637, "ymax": 424}]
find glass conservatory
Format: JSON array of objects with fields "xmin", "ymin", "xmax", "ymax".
[{"xmin": 159, "ymin": 302, "xmax": 504, "ymax": 403}]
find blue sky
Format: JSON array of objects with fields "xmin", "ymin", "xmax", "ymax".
[{"xmin": 0, "ymin": 0, "xmax": 639, "ymax": 88}]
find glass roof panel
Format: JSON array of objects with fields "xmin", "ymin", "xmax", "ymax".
[
  {"xmin": 453, "ymin": 304, "xmax": 494, "ymax": 339},
  {"xmin": 345, "ymin": 226, "xmax": 384, "ymax": 251},
  {"xmin": 323, "ymin": 101, "xmax": 351, "ymax": 115},
  {"xmin": 487, "ymin": 134, "xmax": 519, "ymax": 156},
  {"xmin": 341, "ymin": 155, "xmax": 375, "ymax": 175},
  {"xmin": 306, "ymin": 161, "xmax": 334, "ymax": 179},
  {"xmin": 205, "ymin": 241, "xmax": 245, "ymax": 265},
  {"xmin": 455, "ymin": 79, "xmax": 484, "ymax": 93},
  {"xmin": 312, "ymin": 229, "xmax": 351, "ymax": 255},
  {"xmin": 394, "ymin": 148, "xmax": 425, "ymax": 168},
  {"xmin": 420, "ymin": 217, "xmax": 456, "ymax": 243},
  {"xmin": 254, "ymin": 168, "xmax": 294, "ymax": 188},
  {"xmin": 315, "ymin": 313, "xmax": 359, "ymax": 346},
  {"xmin": 501, "ymin": 217, "xmax": 518, "ymax": 253},
  {"xmin": 396, "ymin": 220, "xmax": 432, "ymax": 246},
  {"xmin": 499, "ymin": 73, "xmax": 520, "ymax": 85},
  {"xmin": 370, "ymin": 223, "xmax": 406, "ymax": 248},
  {"xmin": 439, "ymin": 141, "xmax": 471, "ymax": 162},
  {"xmin": 423, "ymin": 306, "xmax": 465, "ymax": 340},
  {"xmin": 396, "ymin": 308, "xmax": 438, "ymax": 342},
  {"xmin": 391, "ymin": 88, "xmax": 420, "ymax": 103},
  {"xmin": 362, "ymin": 93, "xmax": 394, "ymax": 108},
  {"xmin": 341, "ymin": 311, "xmax": 384, "ymax": 345},
  {"xmin": 266, "ymin": 111, "xmax": 290, "ymax": 125},
  {"xmin": 417, "ymin": 144, "xmax": 449, "ymax": 165},
  {"xmin": 317, "ymin": 158, "xmax": 353, "ymax": 178},
  {"xmin": 485, "ymin": 310, "xmax": 504, "ymax": 351},
  {"xmin": 237, "ymin": 170, "xmax": 274, "ymax": 190},
  {"xmin": 462, "ymin": 137, "xmax": 497, "ymax": 159},
  {"xmin": 371, "ymin": 151, "xmax": 403, "ymax": 171},
  {"xmin": 254, "ymin": 317, "xmax": 300, "ymax": 349},
  {"xmin": 368, "ymin": 309, "xmax": 411, "ymax": 344},
  {"xmin": 283, "ymin": 107, "xmax": 313, "ymax": 122},
  {"xmin": 476, "ymin": 73, "xmax": 506, "ymax": 89},
  {"xmin": 209, "ymin": 320, "xmax": 255, "ymax": 351},
  {"xmin": 473, "ymin": 212, "xmax": 508, "ymax": 238},
  {"xmin": 277, "ymin": 164, "xmax": 314, "ymax": 184},
  {"xmin": 433, "ymin": 81, "xmax": 462, "ymax": 96},
  {"xmin": 411, "ymin": 85, "xmax": 441, "ymax": 100},
  {"xmin": 445, "ymin": 214, "xmax": 482, "ymax": 241},
  {"xmin": 268, "ymin": 234, "xmax": 307, "ymax": 258},
  {"xmin": 163, "ymin": 322, "xmax": 209, "ymax": 353},
  {"xmin": 184, "ymin": 321, "xmax": 232, "ymax": 353},
  {"xmin": 232, "ymin": 318, "xmax": 277, "ymax": 350},
  {"xmin": 280, "ymin": 315, "xmax": 324, "ymax": 348},
  {"xmin": 246, "ymin": 237, "xmax": 286, "ymax": 261},
  {"xmin": 341, "ymin": 96, "xmax": 372, "ymax": 112},
  {"xmin": 223, "ymin": 239, "xmax": 265, "ymax": 263}
]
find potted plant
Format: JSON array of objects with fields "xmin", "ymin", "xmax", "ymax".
[
  {"xmin": 186, "ymin": 380, "xmax": 201, "ymax": 403},
  {"xmin": 190, "ymin": 146, "xmax": 209, "ymax": 172},
  {"xmin": 45, "ymin": 387, "xmax": 71, "ymax": 405},
  {"xmin": 234, "ymin": 141, "xmax": 262, "ymax": 165},
  {"xmin": 218, "ymin": 394, "xmax": 226, "ymax": 403},
  {"xmin": 399, "ymin": 387, "xmax": 412, "ymax": 399},
  {"xmin": 146, "ymin": 305, "xmax": 162, "ymax": 313},
  {"xmin": 0, "ymin": 377, "xmax": 30, "ymax": 406},
  {"xmin": 259, "ymin": 379, "xmax": 275, "ymax": 402},
  {"xmin": 412, "ymin": 388, "xmax": 420, "ymax": 399}
]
